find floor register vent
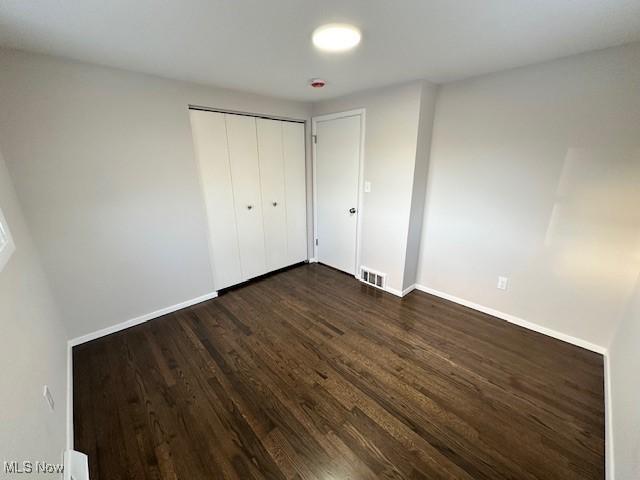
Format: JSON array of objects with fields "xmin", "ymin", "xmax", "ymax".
[{"xmin": 360, "ymin": 267, "xmax": 386, "ymax": 290}]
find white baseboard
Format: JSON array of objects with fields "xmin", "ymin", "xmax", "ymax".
[
  {"xmin": 68, "ymin": 291, "xmax": 218, "ymax": 347},
  {"xmin": 604, "ymin": 353, "xmax": 615, "ymax": 480},
  {"xmin": 401, "ymin": 284, "xmax": 416, "ymax": 296},
  {"xmin": 307, "ymin": 257, "xmax": 318, "ymax": 263},
  {"xmin": 413, "ymin": 284, "xmax": 607, "ymax": 354},
  {"xmin": 386, "ymin": 284, "xmax": 416, "ymax": 298}
]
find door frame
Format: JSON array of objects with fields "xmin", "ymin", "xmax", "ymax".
[{"xmin": 311, "ymin": 109, "xmax": 366, "ymax": 278}]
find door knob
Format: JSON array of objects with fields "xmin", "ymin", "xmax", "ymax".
[
  {"xmin": 247, "ymin": 205, "xmax": 253, "ymax": 210},
  {"xmin": 349, "ymin": 207, "xmax": 357, "ymax": 214},
  {"xmin": 272, "ymin": 201, "xmax": 278, "ymax": 207}
]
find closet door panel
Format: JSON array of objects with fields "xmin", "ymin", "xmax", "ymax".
[
  {"xmin": 225, "ymin": 114, "xmax": 267, "ymax": 280},
  {"xmin": 189, "ymin": 110, "xmax": 242, "ymax": 290},
  {"xmin": 257, "ymin": 119, "xmax": 288, "ymax": 271},
  {"xmin": 282, "ymin": 122, "xmax": 308, "ymax": 264}
]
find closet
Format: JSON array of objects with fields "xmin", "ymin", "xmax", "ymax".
[{"xmin": 189, "ymin": 109, "xmax": 307, "ymax": 290}]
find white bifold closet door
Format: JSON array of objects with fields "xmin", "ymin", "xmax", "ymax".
[
  {"xmin": 189, "ymin": 110, "xmax": 243, "ymax": 289},
  {"xmin": 190, "ymin": 109, "xmax": 307, "ymax": 290},
  {"xmin": 225, "ymin": 114, "xmax": 267, "ymax": 280},
  {"xmin": 282, "ymin": 122, "xmax": 308, "ymax": 265},
  {"xmin": 257, "ymin": 119, "xmax": 288, "ymax": 272}
]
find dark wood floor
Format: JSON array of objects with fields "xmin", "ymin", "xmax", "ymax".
[{"xmin": 74, "ymin": 263, "xmax": 604, "ymax": 480}]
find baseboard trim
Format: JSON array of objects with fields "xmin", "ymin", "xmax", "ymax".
[
  {"xmin": 413, "ymin": 284, "xmax": 607, "ymax": 354},
  {"xmin": 385, "ymin": 284, "xmax": 416, "ymax": 298},
  {"xmin": 604, "ymin": 353, "xmax": 615, "ymax": 480},
  {"xmin": 401, "ymin": 284, "xmax": 416, "ymax": 296},
  {"xmin": 68, "ymin": 291, "xmax": 218, "ymax": 347}
]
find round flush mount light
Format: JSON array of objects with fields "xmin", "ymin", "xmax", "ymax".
[{"xmin": 312, "ymin": 23, "xmax": 361, "ymax": 52}]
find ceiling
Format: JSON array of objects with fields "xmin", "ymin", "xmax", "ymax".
[{"xmin": 1, "ymin": 0, "xmax": 640, "ymax": 101}]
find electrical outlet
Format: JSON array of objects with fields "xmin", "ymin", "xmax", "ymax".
[
  {"xmin": 497, "ymin": 276, "xmax": 508, "ymax": 290},
  {"xmin": 43, "ymin": 385, "xmax": 55, "ymax": 411}
]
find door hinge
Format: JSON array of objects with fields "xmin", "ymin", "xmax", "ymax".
[
  {"xmin": 312, "ymin": 134, "xmax": 317, "ymax": 144},
  {"xmin": 315, "ymin": 238, "xmax": 318, "ymax": 246}
]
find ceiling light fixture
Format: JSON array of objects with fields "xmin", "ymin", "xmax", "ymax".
[{"xmin": 312, "ymin": 23, "xmax": 361, "ymax": 52}]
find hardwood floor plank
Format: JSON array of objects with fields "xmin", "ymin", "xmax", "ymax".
[{"xmin": 74, "ymin": 263, "xmax": 604, "ymax": 479}]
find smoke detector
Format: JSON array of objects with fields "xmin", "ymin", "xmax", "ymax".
[{"xmin": 309, "ymin": 78, "xmax": 326, "ymax": 88}]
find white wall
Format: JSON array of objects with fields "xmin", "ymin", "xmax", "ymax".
[
  {"xmin": 312, "ymin": 81, "xmax": 433, "ymax": 293},
  {"xmin": 0, "ymin": 48, "xmax": 311, "ymax": 339},
  {"xmin": 0, "ymin": 147, "xmax": 68, "ymax": 475},
  {"xmin": 609, "ymin": 272, "xmax": 640, "ymax": 480},
  {"xmin": 417, "ymin": 43, "xmax": 640, "ymax": 348}
]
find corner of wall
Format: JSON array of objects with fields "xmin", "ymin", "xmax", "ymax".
[
  {"xmin": 401, "ymin": 81, "xmax": 439, "ymax": 290},
  {"xmin": 604, "ymin": 350, "xmax": 614, "ymax": 480}
]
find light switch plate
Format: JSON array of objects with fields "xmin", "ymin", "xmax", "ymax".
[{"xmin": 364, "ymin": 181, "xmax": 372, "ymax": 193}]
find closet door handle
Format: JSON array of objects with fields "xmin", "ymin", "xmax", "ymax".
[
  {"xmin": 272, "ymin": 201, "xmax": 278, "ymax": 207},
  {"xmin": 247, "ymin": 205, "xmax": 253, "ymax": 210}
]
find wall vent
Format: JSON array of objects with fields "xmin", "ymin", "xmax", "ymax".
[{"xmin": 360, "ymin": 267, "xmax": 386, "ymax": 290}]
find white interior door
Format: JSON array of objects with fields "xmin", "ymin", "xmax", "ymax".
[
  {"xmin": 226, "ymin": 114, "xmax": 267, "ymax": 280},
  {"xmin": 257, "ymin": 118, "xmax": 288, "ymax": 272},
  {"xmin": 314, "ymin": 114, "xmax": 362, "ymax": 275}
]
